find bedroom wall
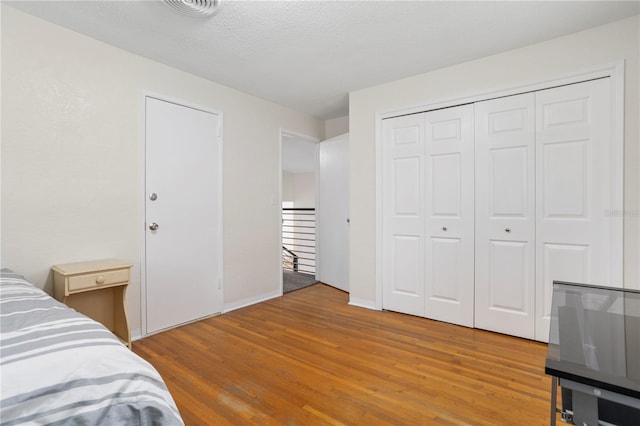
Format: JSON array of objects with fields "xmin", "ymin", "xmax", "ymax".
[
  {"xmin": 349, "ymin": 14, "xmax": 640, "ymax": 306},
  {"xmin": 282, "ymin": 171, "xmax": 315, "ymax": 208},
  {"xmin": 291, "ymin": 173, "xmax": 316, "ymax": 208},
  {"xmin": 325, "ymin": 116, "xmax": 349, "ymax": 139},
  {"xmin": 0, "ymin": 6, "xmax": 324, "ymax": 335},
  {"xmin": 282, "ymin": 172, "xmax": 295, "ymax": 203}
]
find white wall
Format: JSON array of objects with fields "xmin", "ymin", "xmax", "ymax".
[
  {"xmin": 0, "ymin": 6, "xmax": 324, "ymax": 333},
  {"xmin": 349, "ymin": 15, "xmax": 640, "ymax": 305},
  {"xmin": 325, "ymin": 116, "xmax": 349, "ymax": 139},
  {"xmin": 281, "ymin": 137, "xmax": 316, "ymax": 174},
  {"xmin": 282, "ymin": 171, "xmax": 314, "ymax": 207},
  {"xmin": 282, "ymin": 172, "xmax": 295, "ymax": 202},
  {"xmin": 291, "ymin": 173, "xmax": 315, "ymax": 208}
]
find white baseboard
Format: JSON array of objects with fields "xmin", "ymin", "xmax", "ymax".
[
  {"xmin": 131, "ymin": 291, "xmax": 283, "ymax": 341},
  {"xmin": 223, "ymin": 289, "xmax": 282, "ymax": 313},
  {"xmin": 132, "ymin": 295, "xmax": 375, "ymax": 340},
  {"xmin": 348, "ymin": 297, "xmax": 378, "ymax": 310}
]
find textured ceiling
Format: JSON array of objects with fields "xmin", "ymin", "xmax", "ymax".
[{"xmin": 6, "ymin": 1, "xmax": 639, "ymax": 119}]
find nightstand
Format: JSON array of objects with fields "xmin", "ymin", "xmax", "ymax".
[{"xmin": 52, "ymin": 259, "xmax": 132, "ymax": 349}]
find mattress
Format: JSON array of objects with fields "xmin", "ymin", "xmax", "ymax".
[{"xmin": 0, "ymin": 269, "xmax": 184, "ymax": 425}]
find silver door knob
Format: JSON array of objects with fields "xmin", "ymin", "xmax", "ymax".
[
  {"xmin": 149, "ymin": 222, "xmax": 159, "ymax": 231},
  {"xmin": 149, "ymin": 193, "xmax": 158, "ymax": 201}
]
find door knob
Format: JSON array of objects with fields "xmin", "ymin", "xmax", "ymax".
[
  {"xmin": 149, "ymin": 193, "xmax": 158, "ymax": 201},
  {"xmin": 505, "ymin": 228, "xmax": 511, "ymax": 233},
  {"xmin": 149, "ymin": 222, "xmax": 159, "ymax": 231},
  {"xmin": 442, "ymin": 226, "xmax": 448, "ymax": 231}
]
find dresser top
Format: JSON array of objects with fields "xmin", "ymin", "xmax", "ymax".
[{"xmin": 52, "ymin": 259, "xmax": 132, "ymax": 275}]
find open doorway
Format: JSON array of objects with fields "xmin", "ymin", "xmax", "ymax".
[{"xmin": 280, "ymin": 130, "xmax": 320, "ymax": 293}]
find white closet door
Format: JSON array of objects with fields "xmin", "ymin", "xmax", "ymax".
[
  {"xmin": 382, "ymin": 114, "xmax": 425, "ymax": 316},
  {"xmin": 534, "ymin": 78, "xmax": 614, "ymax": 341},
  {"xmin": 475, "ymin": 93, "xmax": 536, "ymax": 339},
  {"xmin": 424, "ymin": 105, "xmax": 474, "ymax": 327}
]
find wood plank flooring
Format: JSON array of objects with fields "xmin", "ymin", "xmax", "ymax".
[{"xmin": 133, "ymin": 284, "xmax": 553, "ymax": 425}]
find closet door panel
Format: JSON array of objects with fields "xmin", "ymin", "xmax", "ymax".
[
  {"xmin": 488, "ymin": 240, "xmax": 530, "ymax": 314},
  {"xmin": 490, "ymin": 147, "xmax": 528, "ymax": 216},
  {"xmin": 540, "ymin": 243, "xmax": 589, "ymax": 337},
  {"xmin": 430, "ymin": 153, "xmax": 461, "ymax": 216},
  {"xmin": 393, "ymin": 157, "xmax": 421, "ymax": 215},
  {"xmin": 535, "ymin": 78, "xmax": 614, "ymax": 341},
  {"xmin": 475, "ymin": 93, "xmax": 536, "ymax": 339},
  {"xmin": 391, "ymin": 235, "xmax": 422, "ymax": 294},
  {"xmin": 430, "ymin": 237, "xmax": 462, "ymax": 301},
  {"xmin": 382, "ymin": 114, "xmax": 425, "ymax": 316},
  {"xmin": 424, "ymin": 104, "xmax": 474, "ymax": 327}
]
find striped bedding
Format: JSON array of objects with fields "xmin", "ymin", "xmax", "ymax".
[{"xmin": 0, "ymin": 270, "xmax": 184, "ymax": 425}]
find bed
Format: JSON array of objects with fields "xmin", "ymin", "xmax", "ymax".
[{"xmin": 0, "ymin": 269, "xmax": 184, "ymax": 425}]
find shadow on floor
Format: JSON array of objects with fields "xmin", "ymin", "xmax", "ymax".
[{"xmin": 283, "ymin": 271, "xmax": 318, "ymax": 293}]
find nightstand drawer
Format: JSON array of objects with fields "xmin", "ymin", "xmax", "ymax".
[{"xmin": 67, "ymin": 269, "xmax": 129, "ymax": 292}]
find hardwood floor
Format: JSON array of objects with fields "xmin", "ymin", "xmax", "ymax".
[{"xmin": 133, "ymin": 284, "xmax": 553, "ymax": 425}]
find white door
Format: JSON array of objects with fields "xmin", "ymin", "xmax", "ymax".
[
  {"xmin": 475, "ymin": 93, "xmax": 536, "ymax": 339},
  {"xmin": 382, "ymin": 114, "xmax": 425, "ymax": 316},
  {"xmin": 534, "ymin": 78, "xmax": 615, "ymax": 341},
  {"xmin": 145, "ymin": 97, "xmax": 222, "ymax": 334},
  {"xmin": 317, "ymin": 133, "xmax": 350, "ymax": 292},
  {"xmin": 424, "ymin": 105, "xmax": 475, "ymax": 327}
]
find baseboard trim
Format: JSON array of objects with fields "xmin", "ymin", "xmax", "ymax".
[
  {"xmin": 348, "ymin": 297, "xmax": 378, "ymax": 310},
  {"xmin": 224, "ymin": 289, "xmax": 282, "ymax": 313},
  {"xmin": 132, "ymin": 291, "xmax": 283, "ymax": 341}
]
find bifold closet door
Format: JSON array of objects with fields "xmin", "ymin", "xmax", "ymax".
[
  {"xmin": 382, "ymin": 77, "xmax": 617, "ymax": 340},
  {"xmin": 475, "ymin": 78, "xmax": 614, "ymax": 342},
  {"xmin": 382, "ymin": 106, "xmax": 474, "ymax": 326},
  {"xmin": 534, "ymin": 78, "xmax": 613, "ymax": 341},
  {"xmin": 475, "ymin": 93, "xmax": 536, "ymax": 340},
  {"xmin": 424, "ymin": 105, "xmax": 474, "ymax": 327},
  {"xmin": 382, "ymin": 114, "xmax": 425, "ymax": 316}
]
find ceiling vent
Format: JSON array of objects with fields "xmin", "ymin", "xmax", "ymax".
[{"xmin": 163, "ymin": 0, "xmax": 222, "ymax": 17}]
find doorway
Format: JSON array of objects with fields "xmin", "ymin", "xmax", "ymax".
[
  {"xmin": 280, "ymin": 131, "xmax": 319, "ymax": 293},
  {"xmin": 143, "ymin": 96, "xmax": 223, "ymax": 335}
]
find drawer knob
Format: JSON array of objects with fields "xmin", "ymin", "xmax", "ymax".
[{"xmin": 96, "ymin": 275, "xmax": 105, "ymax": 284}]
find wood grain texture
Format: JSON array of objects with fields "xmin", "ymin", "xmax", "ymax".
[{"xmin": 134, "ymin": 284, "xmax": 553, "ymax": 425}]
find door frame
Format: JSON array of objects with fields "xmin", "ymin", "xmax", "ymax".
[
  {"xmin": 279, "ymin": 129, "xmax": 320, "ymax": 294},
  {"xmin": 375, "ymin": 61, "xmax": 625, "ymax": 311},
  {"xmin": 139, "ymin": 92, "xmax": 224, "ymax": 338}
]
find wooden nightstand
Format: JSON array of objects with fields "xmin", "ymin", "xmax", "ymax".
[{"xmin": 53, "ymin": 259, "xmax": 132, "ymax": 349}]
